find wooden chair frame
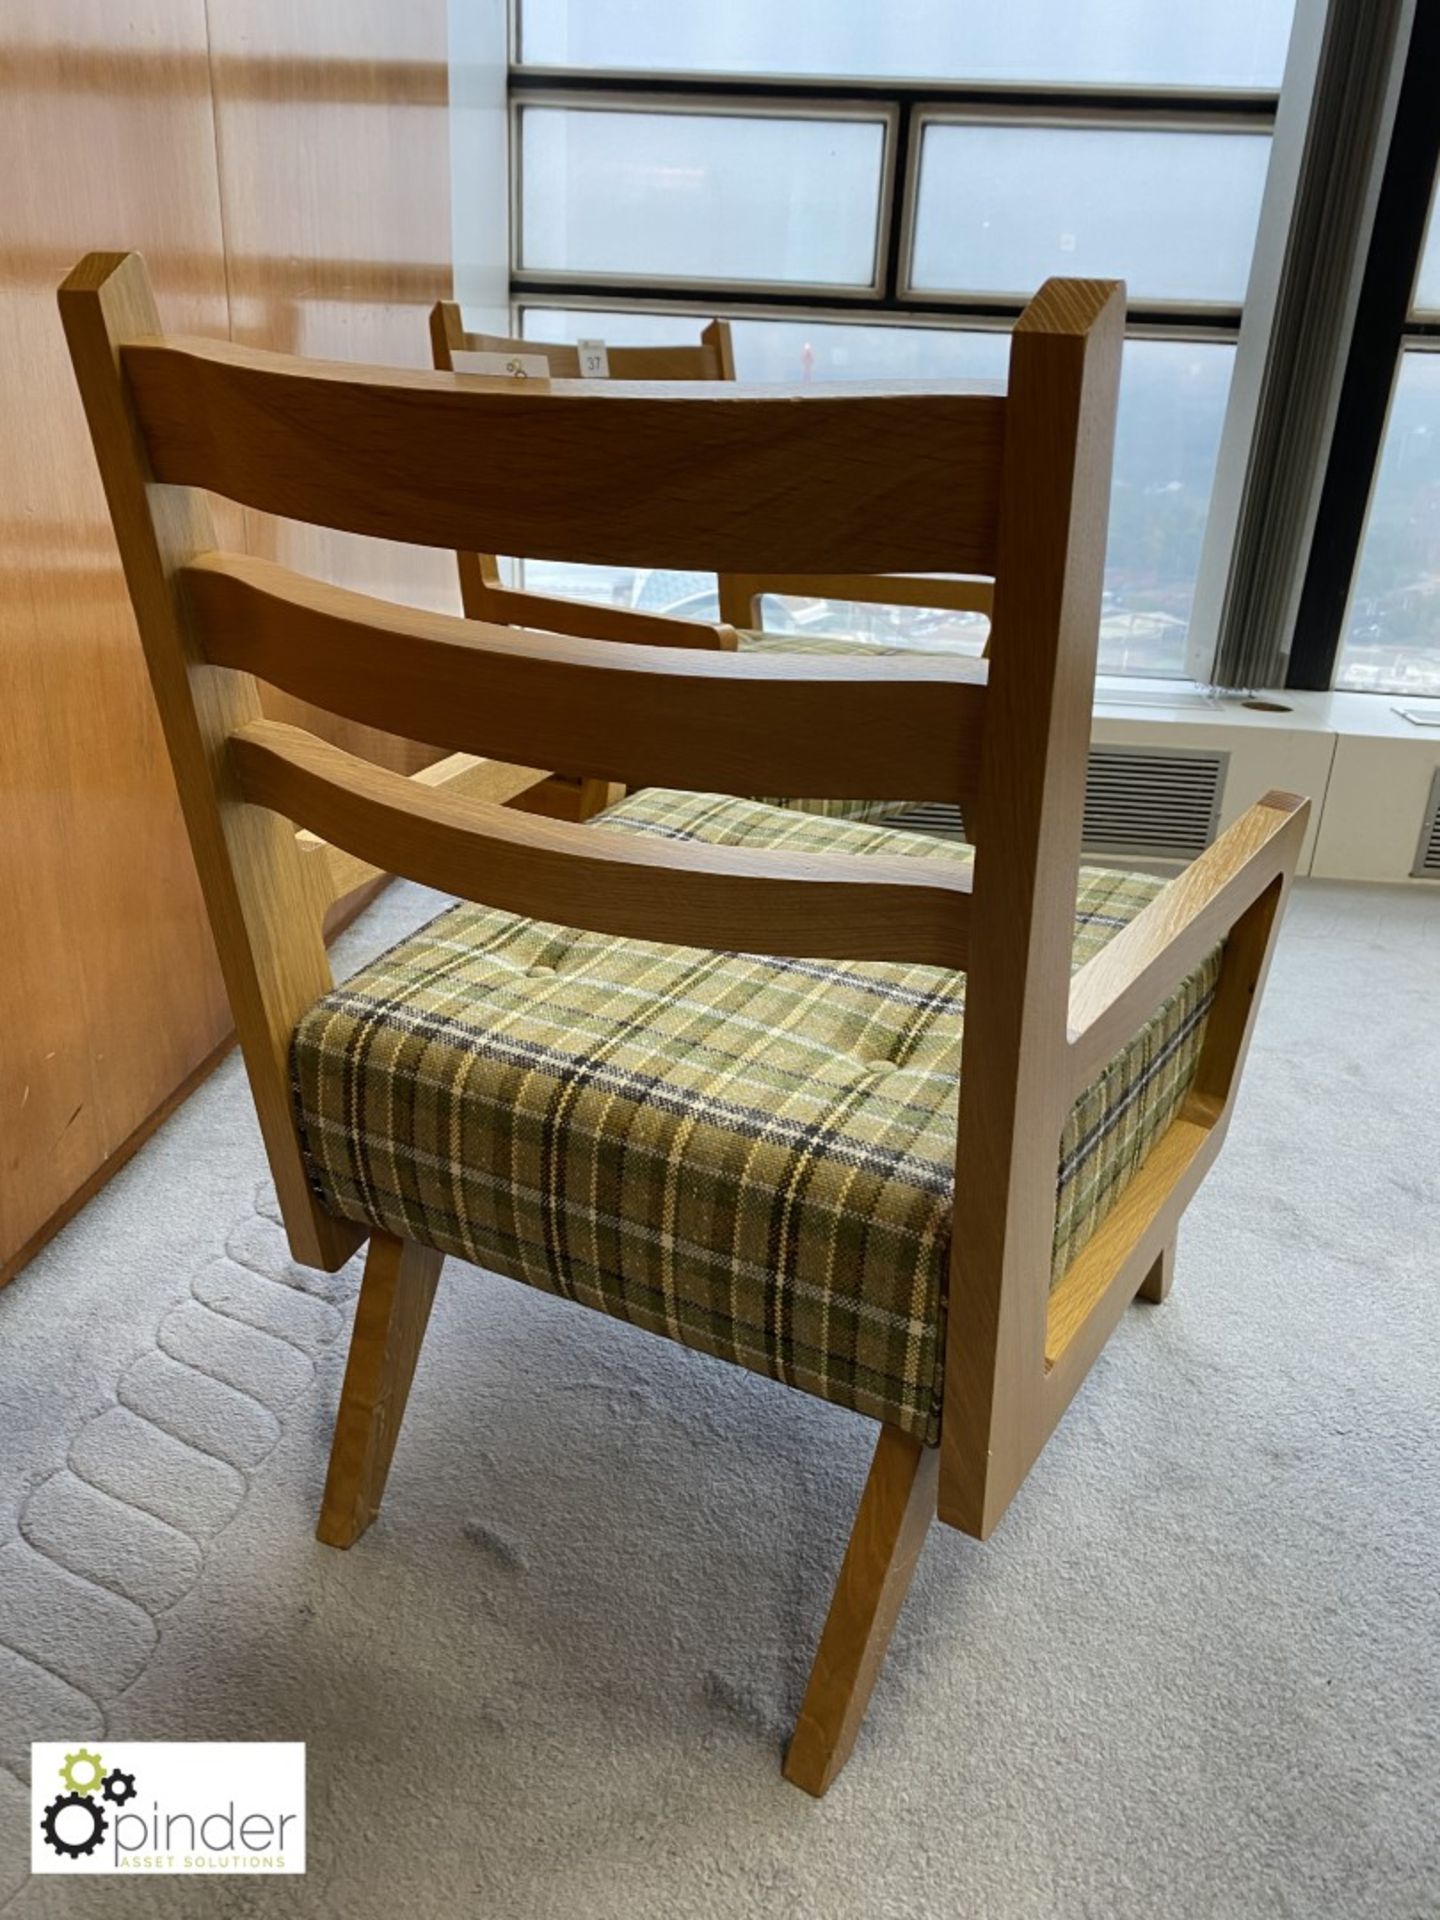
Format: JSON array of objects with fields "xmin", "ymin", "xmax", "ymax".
[
  {"xmin": 430, "ymin": 305, "xmax": 996, "ymax": 657},
  {"xmin": 63, "ymin": 252, "xmax": 1307, "ymax": 1797}
]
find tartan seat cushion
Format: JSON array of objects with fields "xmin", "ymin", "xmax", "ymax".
[
  {"xmin": 738, "ymin": 627, "xmax": 983, "ymax": 824},
  {"xmin": 291, "ymin": 790, "xmax": 1219, "ymax": 1443}
]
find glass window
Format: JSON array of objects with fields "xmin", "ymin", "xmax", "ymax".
[
  {"xmin": 1104, "ymin": 338, "xmax": 1234, "ymax": 676},
  {"xmin": 518, "ymin": 107, "xmax": 887, "ymax": 288},
  {"xmin": 909, "ymin": 121, "xmax": 1271, "ymax": 306},
  {"xmin": 519, "ymin": 311, "xmax": 1232, "ymax": 677},
  {"xmin": 518, "ymin": 0, "xmax": 1296, "ymax": 91},
  {"xmin": 1335, "ymin": 353, "xmax": 1440, "ymax": 696}
]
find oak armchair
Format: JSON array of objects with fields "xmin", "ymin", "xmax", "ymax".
[{"xmin": 63, "ymin": 252, "xmax": 1307, "ymax": 1797}]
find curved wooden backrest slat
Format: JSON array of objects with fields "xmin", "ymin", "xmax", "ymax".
[
  {"xmin": 430, "ymin": 303, "xmax": 734, "ymax": 383},
  {"xmin": 122, "ymin": 334, "xmax": 1006, "ymax": 575},
  {"xmin": 186, "ymin": 551, "xmax": 986, "ymax": 807},
  {"xmin": 231, "ymin": 720, "xmax": 974, "ymax": 969},
  {"xmin": 449, "ymin": 336, "xmax": 731, "ymax": 382},
  {"xmin": 453, "ymin": 338, "xmax": 724, "ymax": 379}
]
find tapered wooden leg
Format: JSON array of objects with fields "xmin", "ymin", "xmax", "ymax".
[
  {"xmin": 317, "ymin": 1233, "xmax": 444, "ymax": 1548},
  {"xmin": 1137, "ymin": 1240, "xmax": 1175, "ymax": 1303},
  {"xmin": 784, "ymin": 1425, "xmax": 939, "ymax": 1797}
]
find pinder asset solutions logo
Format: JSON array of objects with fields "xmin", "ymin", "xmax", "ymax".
[{"xmin": 31, "ymin": 1742, "xmax": 305, "ymax": 1875}]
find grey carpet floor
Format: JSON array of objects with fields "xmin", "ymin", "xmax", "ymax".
[{"xmin": 0, "ymin": 876, "xmax": 1436, "ymax": 1919}]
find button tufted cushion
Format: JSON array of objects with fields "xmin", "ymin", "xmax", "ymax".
[
  {"xmin": 291, "ymin": 790, "xmax": 1219, "ymax": 1442},
  {"xmin": 738, "ymin": 628, "xmax": 983, "ymax": 824}
]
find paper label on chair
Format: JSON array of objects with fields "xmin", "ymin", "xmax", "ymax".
[
  {"xmin": 451, "ymin": 349, "xmax": 551, "ymax": 379},
  {"xmin": 33, "ymin": 1742, "xmax": 306, "ymax": 1874},
  {"xmin": 576, "ymin": 338, "xmax": 610, "ymax": 378}
]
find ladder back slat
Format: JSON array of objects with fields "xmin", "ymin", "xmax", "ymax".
[
  {"xmin": 231, "ymin": 720, "xmax": 974, "ymax": 969},
  {"xmin": 123, "ymin": 335, "xmax": 1006, "ymax": 575},
  {"xmin": 186, "ymin": 551, "xmax": 986, "ymax": 807}
]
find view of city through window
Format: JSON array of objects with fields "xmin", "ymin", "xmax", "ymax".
[
  {"xmin": 511, "ymin": 2, "xmax": 1299, "ymax": 684},
  {"xmin": 521, "ymin": 311, "xmax": 1232, "ymax": 677},
  {"xmin": 1339, "ymin": 355, "xmax": 1440, "ymax": 695},
  {"xmin": 1336, "ymin": 185, "xmax": 1440, "ymax": 696}
]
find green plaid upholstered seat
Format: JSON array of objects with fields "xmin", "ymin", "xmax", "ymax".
[
  {"xmin": 739, "ymin": 628, "xmax": 982, "ymax": 825},
  {"xmin": 292, "ymin": 790, "xmax": 1219, "ymax": 1443}
]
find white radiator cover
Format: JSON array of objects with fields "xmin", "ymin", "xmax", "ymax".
[
  {"xmin": 1304, "ymin": 694, "xmax": 1440, "ymax": 883},
  {"xmin": 887, "ymin": 691, "xmax": 1439, "ymax": 886},
  {"xmin": 887, "ymin": 748, "xmax": 1229, "ymax": 863}
]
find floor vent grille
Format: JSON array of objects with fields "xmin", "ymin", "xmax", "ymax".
[
  {"xmin": 882, "ymin": 801, "xmax": 970, "ymax": 841},
  {"xmin": 883, "ymin": 747, "xmax": 1229, "ymax": 863},
  {"xmin": 1082, "ymin": 746, "xmax": 1228, "ymax": 862},
  {"xmin": 1413, "ymin": 768, "xmax": 1440, "ymax": 878}
]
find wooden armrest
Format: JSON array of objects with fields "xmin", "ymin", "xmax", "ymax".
[
  {"xmin": 1064, "ymin": 790, "xmax": 1310, "ymax": 1096},
  {"xmin": 481, "ymin": 583, "xmax": 738, "ymax": 651}
]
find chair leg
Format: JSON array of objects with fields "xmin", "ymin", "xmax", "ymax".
[
  {"xmin": 316, "ymin": 1232, "xmax": 444, "ymax": 1549},
  {"xmin": 1137, "ymin": 1240, "xmax": 1175, "ymax": 1304},
  {"xmin": 783, "ymin": 1424, "xmax": 939, "ymax": 1797},
  {"xmin": 577, "ymin": 776, "xmax": 625, "ymax": 820}
]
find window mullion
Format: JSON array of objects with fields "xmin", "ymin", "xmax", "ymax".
[
  {"xmin": 1193, "ymin": 0, "xmax": 1418, "ymax": 690},
  {"xmin": 1289, "ymin": 0, "xmax": 1440, "ymax": 689}
]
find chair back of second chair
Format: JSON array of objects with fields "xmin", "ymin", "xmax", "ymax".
[{"xmin": 430, "ymin": 303, "xmax": 739, "ymax": 649}]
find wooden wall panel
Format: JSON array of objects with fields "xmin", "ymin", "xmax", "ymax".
[
  {"xmin": 0, "ymin": 1, "xmax": 454, "ymax": 1279},
  {"xmin": 0, "ymin": 2, "xmax": 235, "ymax": 1277},
  {"xmin": 207, "ymin": 0, "xmax": 457, "ymax": 773}
]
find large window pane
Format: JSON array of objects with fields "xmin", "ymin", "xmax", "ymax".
[
  {"xmin": 910, "ymin": 122, "xmax": 1270, "ymax": 305},
  {"xmin": 1104, "ymin": 339, "xmax": 1234, "ymax": 676},
  {"xmin": 519, "ymin": 0, "xmax": 1295, "ymax": 90},
  {"xmin": 1336, "ymin": 354, "xmax": 1440, "ymax": 696},
  {"xmin": 519, "ymin": 312, "xmax": 1232, "ymax": 679},
  {"xmin": 519, "ymin": 107, "xmax": 886, "ymax": 287}
]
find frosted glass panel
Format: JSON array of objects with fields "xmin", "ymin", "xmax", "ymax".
[
  {"xmin": 1104, "ymin": 339, "xmax": 1234, "ymax": 676},
  {"xmin": 1337, "ymin": 354, "xmax": 1440, "ymax": 696},
  {"xmin": 521, "ymin": 313, "xmax": 1232, "ymax": 678},
  {"xmin": 728, "ymin": 318, "xmax": 1006, "ymax": 384},
  {"xmin": 519, "ymin": 0, "xmax": 1295, "ymax": 90},
  {"xmin": 911, "ymin": 122, "xmax": 1270, "ymax": 305},
  {"xmin": 519, "ymin": 108, "xmax": 886, "ymax": 287}
]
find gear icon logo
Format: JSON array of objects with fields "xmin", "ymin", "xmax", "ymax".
[
  {"xmin": 39, "ymin": 1747, "xmax": 140, "ymax": 1862},
  {"xmin": 40, "ymin": 1790, "xmax": 108, "ymax": 1860},
  {"xmin": 59, "ymin": 1748, "xmax": 105, "ymax": 1795},
  {"xmin": 102, "ymin": 1768, "xmax": 137, "ymax": 1807}
]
